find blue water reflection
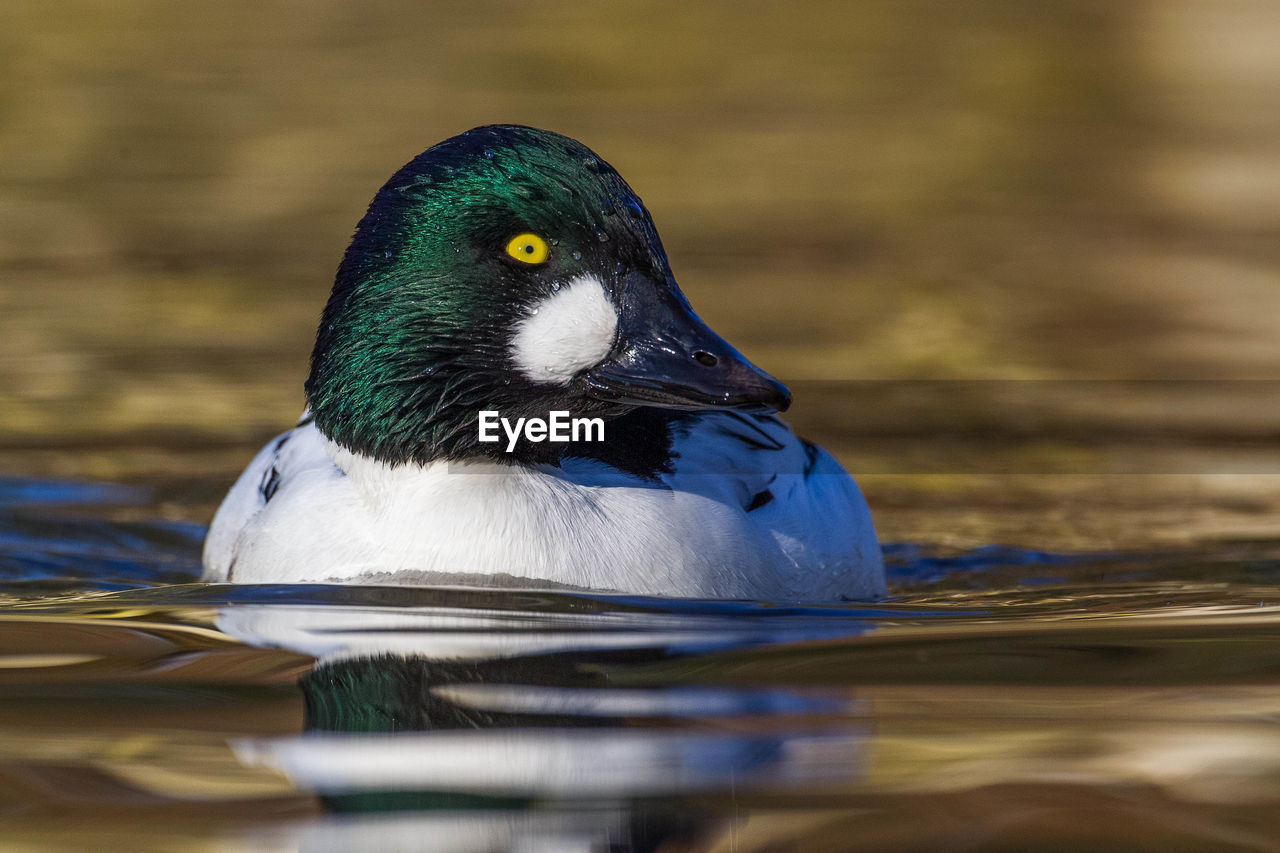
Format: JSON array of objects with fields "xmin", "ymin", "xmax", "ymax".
[{"xmin": 215, "ymin": 592, "xmax": 873, "ymax": 851}]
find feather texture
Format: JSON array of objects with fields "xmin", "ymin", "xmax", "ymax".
[{"xmin": 202, "ymin": 412, "xmax": 883, "ymax": 602}]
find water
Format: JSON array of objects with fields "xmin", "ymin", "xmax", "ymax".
[
  {"xmin": 4, "ymin": 0, "xmax": 1280, "ymax": 848},
  {"xmin": 3, "ymin": 477, "xmax": 1280, "ymax": 852}
]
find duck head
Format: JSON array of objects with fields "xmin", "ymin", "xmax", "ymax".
[{"xmin": 307, "ymin": 124, "xmax": 789, "ymax": 466}]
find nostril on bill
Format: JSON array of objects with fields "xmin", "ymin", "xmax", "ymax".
[{"xmin": 693, "ymin": 350, "xmax": 718, "ymax": 367}]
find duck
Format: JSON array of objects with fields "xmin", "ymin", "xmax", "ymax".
[{"xmin": 202, "ymin": 125, "xmax": 884, "ymax": 602}]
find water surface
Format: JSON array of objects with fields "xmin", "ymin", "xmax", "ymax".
[
  {"xmin": 3, "ymin": 1, "xmax": 1279, "ymax": 849},
  {"xmin": 3, "ymin": 478, "xmax": 1279, "ymax": 851}
]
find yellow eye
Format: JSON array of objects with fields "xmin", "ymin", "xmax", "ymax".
[{"xmin": 505, "ymin": 233, "xmax": 550, "ymax": 264}]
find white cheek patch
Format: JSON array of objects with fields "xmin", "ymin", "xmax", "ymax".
[{"xmin": 511, "ymin": 274, "xmax": 619, "ymax": 384}]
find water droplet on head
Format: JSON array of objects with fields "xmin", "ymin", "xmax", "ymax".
[
  {"xmin": 571, "ymin": 250, "xmax": 582, "ymax": 261},
  {"xmin": 595, "ymin": 228, "xmax": 609, "ymax": 242},
  {"xmin": 551, "ymin": 281, "xmax": 562, "ymax": 291},
  {"xmin": 483, "ymin": 148, "xmax": 496, "ymax": 159},
  {"xmin": 384, "ymin": 251, "xmax": 393, "ymax": 259}
]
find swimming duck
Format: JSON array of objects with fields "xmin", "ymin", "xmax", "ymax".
[{"xmin": 202, "ymin": 125, "xmax": 884, "ymax": 601}]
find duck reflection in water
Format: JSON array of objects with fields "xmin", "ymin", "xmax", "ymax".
[{"xmin": 219, "ymin": 590, "xmax": 873, "ymax": 852}]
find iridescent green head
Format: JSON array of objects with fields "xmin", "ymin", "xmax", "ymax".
[{"xmin": 306, "ymin": 125, "xmax": 788, "ymax": 466}]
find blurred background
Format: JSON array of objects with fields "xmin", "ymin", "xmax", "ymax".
[{"xmin": 1, "ymin": 0, "xmax": 1278, "ymax": 549}]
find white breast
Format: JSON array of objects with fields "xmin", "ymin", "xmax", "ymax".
[{"xmin": 203, "ymin": 416, "xmax": 885, "ymax": 602}]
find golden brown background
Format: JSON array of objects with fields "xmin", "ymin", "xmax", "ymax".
[{"xmin": 2, "ymin": 0, "xmax": 1278, "ymax": 548}]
